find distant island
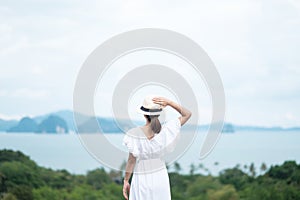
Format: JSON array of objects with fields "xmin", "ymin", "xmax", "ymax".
[
  {"xmin": 7, "ymin": 115, "xmax": 68, "ymax": 134},
  {"xmin": 0, "ymin": 110, "xmax": 134, "ymax": 134},
  {"xmin": 0, "ymin": 110, "xmax": 299, "ymax": 133}
]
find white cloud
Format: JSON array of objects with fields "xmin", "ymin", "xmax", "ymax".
[
  {"xmin": 283, "ymin": 112, "xmax": 300, "ymax": 128},
  {"xmin": 11, "ymin": 88, "xmax": 49, "ymax": 99},
  {"xmin": 30, "ymin": 65, "xmax": 46, "ymax": 75},
  {"xmin": 0, "ymin": 113, "xmax": 25, "ymax": 120},
  {"xmin": 288, "ymin": 0, "xmax": 300, "ymax": 10},
  {"xmin": 0, "ymin": 0, "xmax": 299, "ymax": 126},
  {"xmin": 0, "ymin": 89, "xmax": 8, "ymax": 96}
]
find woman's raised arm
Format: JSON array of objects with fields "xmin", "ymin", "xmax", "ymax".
[{"xmin": 152, "ymin": 97, "xmax": 192, "ymax": 126}]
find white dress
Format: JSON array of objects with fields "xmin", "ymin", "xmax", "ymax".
[{"xmin": 123, "ymin": 118, "xmax": 181, "ymax": 200}]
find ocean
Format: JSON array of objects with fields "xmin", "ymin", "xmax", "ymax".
[{"xmin": 0, "ymin": 131, "xmax": 299, "ymax": 175}]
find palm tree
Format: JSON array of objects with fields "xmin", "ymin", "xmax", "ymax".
[
  {"xmin": 198, "ymin": 163, "xmax": 205, "ymax": 174},
  {"xmin": 189, "ymin": 163, "xmax": 196, "ymax": 175},
  {"xmin": 174, "ymin": 162, "xmax": 182, "ymax": 174},
  {"xmin": 249, "ymin": 163, "xmax": 256, "ymax": 177},
  {"xmin": 235, "ymin": 164, "xmax": 241, "ymax": 169},
  {"xmin": 260, "ymin": 163, "xmax": 267, "ymax": 173},
  {"xmin": 204, "ymin": 167, "xmax": 211, "ymax": 175},
  {"xmin": 0, "ymin": 172, "xmax": 7, "ymax": 193}
]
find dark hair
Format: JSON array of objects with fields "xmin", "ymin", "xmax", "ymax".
[{"xmin": 145, "ymin": 115, "xmax": 161, "ymax": 133}]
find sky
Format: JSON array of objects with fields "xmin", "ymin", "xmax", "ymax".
[{"xmin": 0, "ymin": 0, "xmax": 299, "ymax": 127}]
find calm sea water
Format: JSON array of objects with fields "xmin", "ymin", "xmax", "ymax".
[{"xmin": 0, "ymin": 131, "xmax": 299, "ymax": 175}]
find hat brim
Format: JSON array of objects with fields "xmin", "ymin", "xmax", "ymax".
[{"xmin": 136, "ymin": 105, "xmax": 163, "ymax": 115}]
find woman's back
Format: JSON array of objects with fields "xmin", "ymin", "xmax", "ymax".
[
  {"xmin": 122, "ymin": 96, "xmax": 191, "ymax": 200},
  {"xmin": 123, "ymin": 118, "xmax": 181, "ymax": 161}
]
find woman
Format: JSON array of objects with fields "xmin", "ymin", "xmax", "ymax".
[{"xmin": 122, "ymin": 95, "xmax": 192, "ymax": 200}]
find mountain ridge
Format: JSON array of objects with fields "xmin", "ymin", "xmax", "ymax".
[{"xmin": 0, "ymin": 110, "xmax": 299, "ymax": 133}]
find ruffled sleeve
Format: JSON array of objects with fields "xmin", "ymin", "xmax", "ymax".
[
  {"xmin": 122, "ymin": 128, "xmax": 141, "ymax": 158},
  {"xmin": 123, "ymin": 134, "xmax": 134, "ymax": 153},
  {"xmin": 123, "ymin": 119, "xmax": 182, "ymax": 158}
]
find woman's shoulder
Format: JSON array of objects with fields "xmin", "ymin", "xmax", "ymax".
[
  {"xmin": 124, "ymin": 127, "xmax": 145, "ymax": 138},
  {"xmin": 162, "ymin": 118, "xmax": 181, "ymax": 130}
]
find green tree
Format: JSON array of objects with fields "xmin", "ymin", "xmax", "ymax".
[
  {"xmin": 174, "ymin": 162, "xmax": 182, "ymax": 173},
  {"xmin": 86, "ymin": 168, "xmax": 112, "ymax": 190},
  {"xmin": 267, "ymin": 161, "xmax": 298, "ymax": 181},
  {"xmin": 219, "ymin": 167, "xmax": 249, "ymax": 190},
  {"xmin": 198, "ymin": 163, "xmax": 207, "ymax": 174},
  {"xmin": 101, "ymin": 183, "xmax": 122, "ymax": 200},
  {"xmin": 249, "ymin": 163, "xmax": 256, "ymax": 177},
  {"xmin": 240, "ymin": 179, "xmax": 300, "ymax": 200},
  {"xmin": 186, "ymin": 176, "xmax": 222, "ymax": 199},
  {"xmin": 1, "ymin": 193, "xmax": 17, "ymax": 200},
  {"xmin": 38, "ymin": 168, "xmax": 73, "ymax": 189},
  {"xmin": 33, "ymin": 186, "xmax": 66, "ymax": 200},
  {"xmin": 189, "ymin": 163, "xmax": 196, "ymax": 176},
  {"xmin": 260, "ymin": 162, "xmax": 267, "ymax": 173},
  {"xmin": 67, "ymin": 184, "xmax": 104, "ymax": 200},
  {"xmin": 169, "ymin": 172, "xmax": 191, "ymax": 199},
  {"xmin": 0, "ymin": 161, "xmax": 43, "ymax": 188},
  {"xmin": 0, "ymin": 172, "xmax": 7, "ymax": 193},
  {"xmin": 1, "ymin": 149, "xmax": 300, "ymax": 200},
  {"xmin": 207, "ymin": 185, "xmax": 239, "ymax": 200},
  {"xmin": 8, "ymin": 185, "xmax": 33, "ymax": 200},
  {"xmin": 0, "ymin": 150, "xmax": 38, "ymax": 169}
]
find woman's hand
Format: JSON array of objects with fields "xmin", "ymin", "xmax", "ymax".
[
  {"xmin": 152, "ymin": 97, "xmax": 170, "ymax": 108},
  {"xmin": 123, "ymin": 180, "xmax": 130, "ymax": 200},
  {"xmin": 123, "ymin": 153, "xmax": 136, "ymax": 199},
  {"xmin": 153, "ymin": 96, "xmax": 192, "ymax": 126}
]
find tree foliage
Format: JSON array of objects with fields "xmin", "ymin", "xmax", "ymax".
[{"xmin": 0, "ymin": 149, "xmax": 300, "ymax": 200}]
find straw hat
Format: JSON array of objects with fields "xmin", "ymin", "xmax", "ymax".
[{"xmin": 137, "ymin": 95, "xmax": 163, "ymax": 115}]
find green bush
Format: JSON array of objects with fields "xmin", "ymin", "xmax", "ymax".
[{"xmin": 1, "ymin": 149, "xmax": 300, "ymax": 200}]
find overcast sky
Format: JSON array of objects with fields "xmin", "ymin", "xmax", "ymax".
[{"xmin": 0, "ymin": 0, "xmax": 299, "ymax": 127}]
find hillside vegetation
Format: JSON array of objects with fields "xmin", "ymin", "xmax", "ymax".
[{"xmin": 0, "ymin": 149, "xmax": 299, "ymax": 200}]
